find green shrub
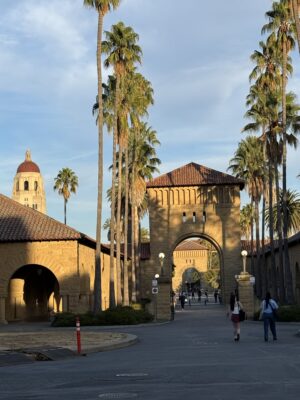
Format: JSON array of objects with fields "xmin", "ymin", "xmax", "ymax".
[
  {"xmin": 51, "ymin": 306, "xmax": 154, "ymax": 327},
  {"xmin": 252, "ymin": 305, "xmax": 300, "ymax": 322},
  {"xmin": 277, "ymin": 306, "xmax": 300, "ymax": 322}
]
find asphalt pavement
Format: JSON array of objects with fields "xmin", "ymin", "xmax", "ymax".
[{"xmin": 1, "ymin": 301, "xmax": 300, "ymax": 400}]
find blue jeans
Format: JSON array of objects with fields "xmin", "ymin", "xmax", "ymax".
[{"xmin": 263, "ymin": 312, "xmax": 277, "ymax": 340}]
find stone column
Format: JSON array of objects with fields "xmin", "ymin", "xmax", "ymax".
[
  {"xmin": 156, "ymin": 276, "xmax": 172, "ymax": 321},
  {"xmin": 8, "ymin": 279, "xmax": 25, "ymax": 321},
  {"xmin": 0, "ymin": 297, "xmax": 8, "ymax": 324},
  {"xmin": 61, "ymin": 294, "xmax": 69, "ymax": 312},
  {"xmin": 236, "ymin": 272, "xmax": 255, "ymax": 319}
]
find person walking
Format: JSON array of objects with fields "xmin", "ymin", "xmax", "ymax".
[
  {"xmin": 228, "ymin": 291, "xmax": 243, "ymax": 341},
  {"xmin": 197, "ymin": 288, "xmax": 202, "ymax": 302},
  {"xmin": 179, "ymin": 293, "xmax": 186, "ymax": 310},
  {"xmin": 261, "ymin": 292, "xmax": 278, "ymax": 342},
  {"xmin": 214, "ymin": 289, "xmax": 218, "ymax": 303},
  {"xmin": 204, "ymin": 290, "xmax": 209, "ymax": 305}
]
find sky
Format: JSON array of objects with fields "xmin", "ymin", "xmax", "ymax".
[{"xmin": 1, "ymin": 0, "xmax": 300, "ymax": 240}]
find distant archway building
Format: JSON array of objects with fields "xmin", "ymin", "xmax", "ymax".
[{"xmin": 140, "ymin": 162, "xmax": 244, "ymax": 319}]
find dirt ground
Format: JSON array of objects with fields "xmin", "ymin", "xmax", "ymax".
[{"xmin": 0, "ymin": 331, "xmax": 127, "ymax": 352}]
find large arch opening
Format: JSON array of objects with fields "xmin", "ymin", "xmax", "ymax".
[
  {"xmin": 6, "ymin": 264, "xmax": 61, "ymax": 322},
  {"xmin": 172, "ymin": 235, "xmax": 222, "ymax": 305}
]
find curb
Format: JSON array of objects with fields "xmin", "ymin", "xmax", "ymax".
[{"xmin": 82, "ymin": 334, "xmax": 139, "ymax": 354}]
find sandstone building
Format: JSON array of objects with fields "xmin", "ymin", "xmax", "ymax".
[{"xmin": 0, "ymin": 194, "xmax": 113, "ymax": 324}]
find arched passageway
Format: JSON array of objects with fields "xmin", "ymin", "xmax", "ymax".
[
  {"xmin": 6, "ymin": 264, "xmax": 61, "ymax": 321},
  {"xmin": 172, "ymin": 236, "xmax": 221, "ymax": 299}
]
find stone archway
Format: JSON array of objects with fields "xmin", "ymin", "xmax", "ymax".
[
  {"xmin": 143, "ymin": 162, "xmax": 244, "ymax": 320},
  {"xmin": 6, "ymin": 264, "xmax": 61, "ymax": 322}
]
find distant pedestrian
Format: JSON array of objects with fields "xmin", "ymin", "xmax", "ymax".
[
  {"xmin": 179, "ymin": 293, "xmax": 186, "ymax": 310},
  {"xmin": 228, "ymin": 291, "xmax": 243, "ymax": 341},
  {"xmin": 188, "ymin": 292, "xmax": 192, "ymax": 307},
  {"xmin": 197, "ymin": 289, "xmax": 202, "ymax": 302},
  {"xmin": 204, "ymin": 290, "xmax": 209, "ymax": 305},
  {"xmin": 261, "ymin": 292, "xmax": 278, "ymax": 342},
  {"xmin": 214, "ymin": 289, "xmax": 218, "ymax": 303}
]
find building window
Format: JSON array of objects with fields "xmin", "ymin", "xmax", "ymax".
[
  {"xmin": 182, "ymin": 212, "xmax": 186, "ymax": 223},
  {"xmin": 24, "ymin": 181, "xmax": 29, "ymax": 191},
  {"xmin": 34, "ymin": 181, "xmax": 38, "ymax": 191},
  {"xmin": 202, "ymin": 211, "xmax": 206, "ymax": 223},
  {"xmin": 193, "ymin": 212, "xmax": 196, "ymax": 223}
]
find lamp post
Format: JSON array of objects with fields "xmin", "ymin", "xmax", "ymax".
[
  {"xmin": 152, "ymin": 273, "xmax": 159, "ymax": 321},
  {"xmin": 158, "ymin": 252, "xmax": 165, "ymax": 276},
  {"xmin": 241, "ymin": 250, "xmax": 248, "ymax": 274}
]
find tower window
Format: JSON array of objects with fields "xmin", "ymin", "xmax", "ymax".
[
  {"xmin": 182, "ymin": 212, "xmax": 186, "ymax": 223},
  {"xmin": 34, "ymin": 181, "xmax": 38, "ymax": 191},
  {"xmin": 193, "ymin": 212, "xmax": 196, "ymax": 223},
  {"xmin": 16, "ymin": 181, "xmax": 19, "ymax": 191},
  {"xmin": 24, "ymin": 181, "xmax": 29, "ymax": 191}
]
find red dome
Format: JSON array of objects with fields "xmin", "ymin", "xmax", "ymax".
[{"xmin": 17, "ymin": 160, "xmax": 40, "ymax": 173}]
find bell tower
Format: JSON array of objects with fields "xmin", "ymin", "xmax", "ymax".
[{"xmin": 12, "ymin": 150, "xmax": 46, "ymax": 214}]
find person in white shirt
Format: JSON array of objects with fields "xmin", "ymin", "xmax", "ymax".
[{"xmin": 261, "ymin": 291, "xmax": 278, "ymax": 342}]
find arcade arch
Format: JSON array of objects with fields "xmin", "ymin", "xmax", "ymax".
[
  {"xmin": 6, "ymin": 264, "xmax": 61, "ymax": 321},
  {"xmin": 172, "ymin": 236, "xmax": 221, "ymax": 296}
]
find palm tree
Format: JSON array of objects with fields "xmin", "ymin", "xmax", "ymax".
[
  {"xmin": 102, "ymin": 22, "xmax": 142, "ymax": 307},
  {"xmin": 262, "ymin": 0, "xmax": 296, "ymax": 303},
  {"xmin": 128, "ymin": 122, "xmax": 160, "ymax": 299},
  {"xmin": 84, "ymin": 0, "xmax": 121, "ymax": 313},
  {"xmin": 228, "ymin": 136, "xmax": 265, "ymax": 296},
  {"xmin": 53, "ymin": 168, "xmax": 78, "ymax": 225},
  {"xmin": 266, "ymin": 189, "xmax": 300, "ymax": 235},
  {"xmin": 240, "ymin": 204, "xmax": 253, "ymax": 241},
  {"xmin": 291, "ymin": 0, "xmax": 300, "ymax": 51}
]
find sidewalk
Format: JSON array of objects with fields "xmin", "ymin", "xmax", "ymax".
[{"xmin": 0, "ymin": 322, "xmax": 138, "ymax": 365}]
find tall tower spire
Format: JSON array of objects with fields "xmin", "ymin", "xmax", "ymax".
[{"xmin": 12, "ymin": 150, "xmax": 47, "ymax": 214}]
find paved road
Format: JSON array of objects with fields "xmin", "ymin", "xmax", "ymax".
[{"xmin": 1, "ymin": 303, "xmax": 300, "ymax": 400}]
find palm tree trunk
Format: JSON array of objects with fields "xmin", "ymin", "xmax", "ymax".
[
  {"xmin": 134, "ymin": 206, "xmax": 140, "ymax": 298},
  {"xmin": 292, "ymin": 0, "xmax": 300, "ymax": 53},
  {"xmin": 123, "ymin": 144, "xmax": 129, "ymax": 306},
  {"xmin": 109, "ymin": 74, "xmax": 121, "ymax": 308},
  {"xmin": 131, "ymin": 196, "xmax": 136, "ymax": 302},
  {"xmin": 274, "ymin": 151, "xmax": 285, "ymax": 303},
  {"xmin": 260, "ymin": 138, "xmax": 267, "ymax": 298},
  {"xmin": 268, "ymin": 149, "xmax": 277, "ymax": 299},
  {"xmin": 254, "ymin": 197, "xmax": 262, "ymax": 298},
  {"xmin": 64, "ymin": 198, "xmax": 67, "ymax": 225},
  {"xmin": 93, "ymin": 10, "xmax": 104, "ymax": 313},
  {"xmin": 250, "ymin": 197, "xmax": 254, "ymax": 276},
  {"xmin": 261, "ymin": 182, "xmax": 267, "ymax": 297},
  {"xmin": 116, "ymin": 141, "xmax": 123, "ymax": 305},
  {"xmin": 282, "ymin": 38, "xmax": 294, "ymax": 303}
]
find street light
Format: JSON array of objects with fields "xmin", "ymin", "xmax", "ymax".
[
  {"xmin": 241, "ymin": 250, "xmax": 248, "ymax": 274},
  {"xmin": 158, "ymin": 252, "xmax": 165, "ymax": 275},
  {"xmin": 152, "ymin": 273, "xmax": 160, "ymax": 322}
]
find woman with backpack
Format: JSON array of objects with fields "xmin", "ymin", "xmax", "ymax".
[{"xmin": 261, "ymin": 292, "xmax": 278, "ymax": 342}]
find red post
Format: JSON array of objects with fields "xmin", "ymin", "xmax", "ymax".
[{"xmin": 76, "ymin": 316, "xmax": 81, "ymax": 355}]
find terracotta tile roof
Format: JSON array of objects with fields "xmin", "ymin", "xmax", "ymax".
[
  {"xmin": 0, "ymin": 194, "xmax": 94, "ymax": 244},
  {"xmin": 146, "ymin": 162, "xmax": 244, "ymax": 189},
  {"xmin": 17, "ymin": 160, "xmax": 40, "ymax": 173},
  {"xmin": 174, "ymin": 240, "xmax": 209, "ymax": 252}
]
